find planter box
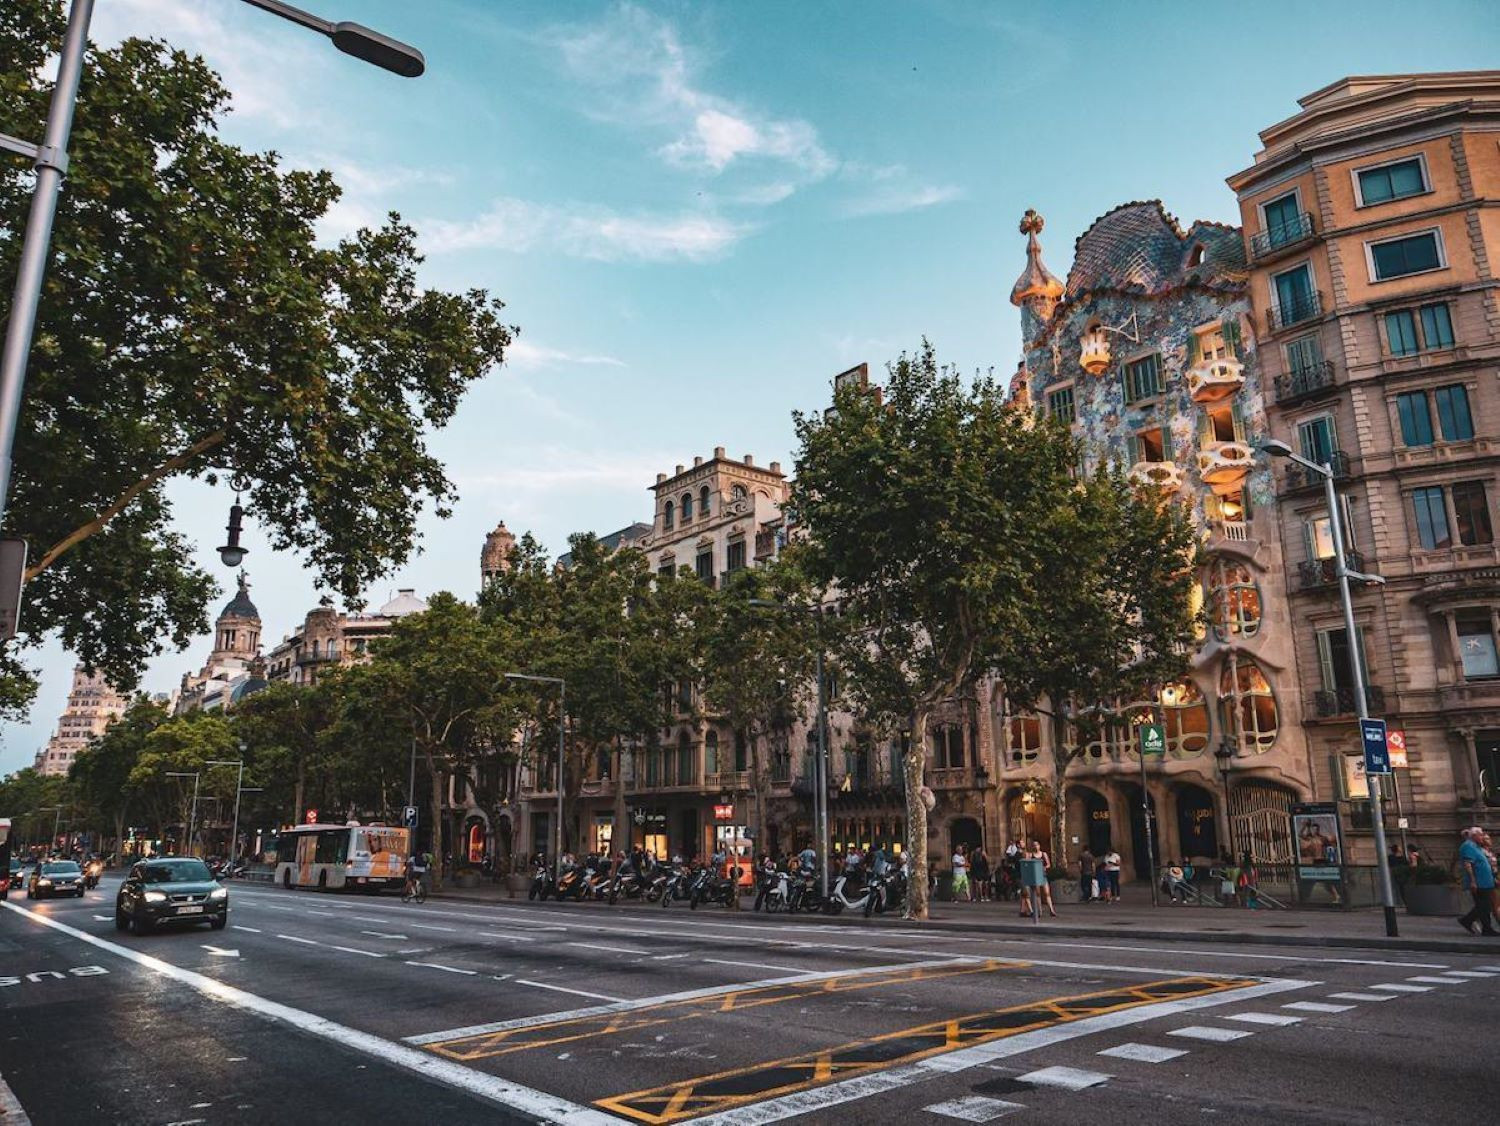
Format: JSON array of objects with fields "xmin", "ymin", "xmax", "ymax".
[
  {"xmin": 1403, "ymin": 883, "xmax": 1461, "ymax": 916},
  {"xmin": 504, "ymin": 874, "xmax": 530, "ymax": 894}
]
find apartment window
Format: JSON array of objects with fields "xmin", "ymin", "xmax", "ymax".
[
  {"xmin": 1457, "ymin": 613, "xmax": 1500, "ymax": 680},
  {"xmin": 1207, "ymin": 560, "xmax": 1261, "ymax": 641},
  {"xmin": 1355, "ymin": 156, "xmax": 1427, "ymax": 206},
  {"xmin": 1412, "ymin": 486, "xmax": 1451, "ymax": 550},
  {"xmin": 1316, "ymin": 626, "xmax": 1367, "ymax": 696},
  {"xmin": 1128, "ymin": 426, "xmax": 1166, "ymax": 464},
  {"xmin": 699, "ymin": 485, "xmax": 711, "ymax": 519},
  {"xmin": 1420, "ymin": 303, "xmax": 1455, "ymax": 349},
  {"xmin": 1261, "ymin": 191, "xmax": 1302, "ymax": 247},
  {"xmin": 1200, "ymin": 401, "xmax": 1245, "ymax": 445},
  {"xmin": 704, "ymin": 730, "xmax": 719, "ymax": 775},
  {"xmin": 1122, "ymin": 353, "xmax": 1162, "ymax": 403},
  {"xmin": 680, "ymin": 492, "xmax": 693, "ymax": 520},
  {"xmin": 1384, "ymin": 302, "xmax": 1454, "ymax": 357},
  {"xmin": 1272, "ymin": 263, "xmax": 1316, "ymax": 326},
  {"xmin": 1048, "ymin": 386, "xmax": 1075, "ymax": 425},
  {"xmin": 1159, "ymin": 680, "xmax": 1210, "ymax": 758},
  {"xmin": 1297, "ymin": 415, "xmax": 1337, "ymax": 467},
  {"xmin": 1453, "ymin": 481, "xmax": 1494, "ymax": 546},
  {"xmin": 663, "ymin": 500, "xmax": 674, "ymax": 530},
  {"xmin": 695, "ymin": 550, "xmax": 713, "ymax": 582},
  {"xmin": 677, "ymin": 731, "xmax": 695, "ymax": 784},
  {"xmin": 1368, "ymin": 230, "xmax": 1443, "ymax": 281},
  {"xmin": 1396, "ymin": 390, "xmax": 1435, "ymax": 447},
  {"xmin": 931, "ymin": 725, "xmax": 965, "ymax": 769},
  {"xmin": 1284, "ymin": 334, "xmax": 1322, "ymax": 375},
  {"xmin": 1434, "ymin": 384, "xmax": 1474, "ymax": 441},
  {"xmin": 1384, "ymin": 310, "xmax": 1421, "ymax": 356},
  {"xmin": 726, "ymin": 539, "xmax": 746, "ymax": 572}
]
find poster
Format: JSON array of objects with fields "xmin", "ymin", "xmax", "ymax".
[{"xmin": 1292, "ymin": 802, "xmax": 1344, "ymax": 882}]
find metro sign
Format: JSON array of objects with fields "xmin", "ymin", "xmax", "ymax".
[
  {"xmin": 713, "ymin": 803, "xmax": 734, "ymax": 821},
  {"xmin": 305, "ymin": 808, "xmax": 319, "ymax": 824}
]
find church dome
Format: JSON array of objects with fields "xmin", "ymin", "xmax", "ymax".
[
  {"xmin": 379, "ymin": 589, "xmax": 428, "ymax": 618},
  {"xmin": 219, "ymin": 572, "xmax": 260, "ymax": 621}
]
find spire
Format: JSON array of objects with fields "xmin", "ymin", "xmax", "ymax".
[{"xmin": 1009, "ymin": 209, "xmax": 1064, "ymax": 308}]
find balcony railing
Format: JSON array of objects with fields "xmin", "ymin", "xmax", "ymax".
[
  {"xmin": 1274, "ymin": 360, "xmax": 1337, "ymax": 405},
  {"xmin": 1280, "ymin": 450, "xmax": 1350, "ymax": 494},
  {"xmin": 706, "ymin": 770, "xmax": 750, "ymax": 792},
  {"xmin": 1268, "ymin": 289, "xmax": 1323, "ymax": 332},
  {"xmin": 1297, "ymin": 549, "xmax": 1367, "ymax": 590},
  {"xmin": 1250, "ymin": 212, "xmax": 1316, "ymax": 262},
  {"xmin": 1313, "ymin": 684, "xmax": 1387, "ymax": 717},
  {"xmin": 1213, "ymin": 519, "xmax": 1249, "ymax": 542}
]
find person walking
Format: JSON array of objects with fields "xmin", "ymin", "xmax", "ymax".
[
  {"xmin": 951, "ymin": 844, "xmax": 971, "ymax": 903},
  {"xmin": 1100, "ymin": 848, "xmax": 1122, "ymax": 903},
  {"xmin": 972, "ymin": 846, "xmax": 992, "ymax": 902},
  {"xmin": 1458, "ymin": 827, "xmax": 1497, "ymax": 936},
  {"xmin": 1078, "ymin": 847, "xmax": 1096, "ymax": 904}
]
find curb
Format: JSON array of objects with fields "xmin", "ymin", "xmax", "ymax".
[{"xmin": 425, "ymin": 890, "xmax": 1498, "ymax": 956}]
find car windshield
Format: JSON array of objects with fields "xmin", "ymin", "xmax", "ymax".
[
  {"xmin": 140, "ymin": 860, "xmax": 213, "ymax": 884},
  {"xmin": 41, "ymin": 862, "xmax": 80, "ymax": 875}
]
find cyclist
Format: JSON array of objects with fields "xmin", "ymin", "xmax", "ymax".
[{"xmin": 403, "ymin": 852, "xmax": 428, "ymax": 901}]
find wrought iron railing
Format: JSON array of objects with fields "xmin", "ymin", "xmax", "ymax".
[
  {"xmin": 1313, "ymin": 684, "xmax": 1386, "ymax": 717},
  {"xmin": 1274, "ymin": 360, "xmax": 1337, "ymax": 404},
  {"xmin": 1297, "ymin": 549, "xmax": 1367, "ymax": 590},
  {"xmin": 1250, "ymin": 212, "xmax": 1316, "ymax": 260},
  {"xmin": 1281, "ymin": 450, "xmax": 1350, "ymax": 494},
  {"xmin": 1269, "ymin": 289, "xmax": 1323, "ymax": 331}
]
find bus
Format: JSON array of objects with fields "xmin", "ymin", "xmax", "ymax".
[{"xmin": 272, "ymin": 823, "xmax": 409, "ymax": 892}]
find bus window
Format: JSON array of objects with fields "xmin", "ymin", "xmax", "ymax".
[
  {"xmin": 315, "ymin": 830, "xmax": 348, "ymax": 865},
  {"xmin": 275, "ymin": 835, "xmax": 300, "ymax": 864}
]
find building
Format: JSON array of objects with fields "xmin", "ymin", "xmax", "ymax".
[
  {"xmin": 32, "ymin": 665, "xmax": 130, "ymax": 776},
  {"xmin": 1228, "ymin": 71, "xmax": 1500, "ymax": 853},
  {"xmin": 264, "ymin": 589, "xmax": 430, "ymax": 686},
  {"xmin": 176, "ymin": 572, "xmax": 264, "ymax": 713},
  {"xmin": 1001, "ymin": 201, "xmax": 1311, "ymax": 875}
]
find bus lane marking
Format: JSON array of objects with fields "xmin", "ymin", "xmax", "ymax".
[{"xmin": 515, "ymin": 979, "xmax": 625, "ymax": 1003}]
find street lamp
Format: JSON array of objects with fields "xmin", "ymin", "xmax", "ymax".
[
  {"xmin": 1214, "ymin": 740, "xmax": 1235, "ymax": 858},
  {"xmin": 37, "ymin": 805, "xmax": 64, "ymax": 853},
  {"xmin": 504, "ymin": 673, "xmax": 566, "ymax": 885},
  {"xmin": 1262, "ymin": 438, "xmax": 1399, "ymax": 936},
  {"xmin": 206, "ymin": 759, "xmax": 247, "ymax": 861},
  {"xmin": 749, "ymin": 599, "xmax": 831, "ymax": 898},
  {"xmin": 165, "ymin": 772, "xmax": 201, "ymax": 858},
  {"xmin": 0, "ymin": 0, "xmax": 424, "ymax": 545}
]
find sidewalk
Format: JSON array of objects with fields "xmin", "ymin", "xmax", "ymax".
[{"xmin": 427, "ymin": 880, "xmax": 1500, "ymax": 956}]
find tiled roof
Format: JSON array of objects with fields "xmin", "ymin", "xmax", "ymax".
[{"xmin": 1065, "ymin": 201, "xmax": 1244, "ymax": 299}]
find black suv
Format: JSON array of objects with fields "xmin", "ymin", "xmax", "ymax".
[{"xmin": 115, "ymin": 857, "xmax": 228, "ymax": 935}]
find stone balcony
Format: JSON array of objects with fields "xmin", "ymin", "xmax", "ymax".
[
  {"xmin": 1128, "ymin": 460, "xmax": 1185, "ymax": 493},
  {"xmin": 1187, "ymin": 357, "xmax": 1245, "ymax": 404},
  {"xmin": 705, "ymin": 770, "xmax": 750, "ymax": 793},
  {"xmin": 1196, "ymin": 441, "xmax": 1253, "ymax": 492}
]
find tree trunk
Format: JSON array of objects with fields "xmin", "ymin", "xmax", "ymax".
[
  {"xmin": 751, "ymin": 727, "xmax": 771, "ymax": 858},
  {"xmin": 426, "ymin": 755, "xmax": 445, "ymax": 891},
  {"xmin": 112, "ymin": 811, "xmax": 125, "ymax": 859},
  {"xmin": 292, "ymin": 757, "xmax": 306, "ymax": 828},
  {"xmin": 903, "ymin": 704, "xmax": 931, "ymax": 920},
  {"xmin": 1049, "ymin": 710, "xmax": 1069, "ymax": 869},
  {"xmin": 612, "ymin": 738, "xmax": 627, "ymax": 856}
]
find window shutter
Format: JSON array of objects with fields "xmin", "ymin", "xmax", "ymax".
[
  {"xmin": 1316, "ymin": 631, "xmax": 1336, "ymax": 692},
  {"xmin": 1186, "ymin": 332, "xmax": 1200, "ymax": 366},
  {"xmin": 1221, "ymin": 317, "xmax": 1242, "ymax": 357},
  {"xmin": 1127, "ymin": 434, "xmax": 1142, "ymax": 464},
  {"xmin": 1230, "ymin": 400, "xmax": 1248, "ymax": 443}
]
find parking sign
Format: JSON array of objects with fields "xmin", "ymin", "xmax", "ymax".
[{"xmin": 1360, "ymin": 718, "xmax": 1391, "ymax": 775}]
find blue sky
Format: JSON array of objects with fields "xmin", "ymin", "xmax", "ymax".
[{"xmin": 2, "ymin": 0, "xmax": 1495, "ymax": 773}]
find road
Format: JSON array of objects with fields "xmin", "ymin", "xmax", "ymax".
[{"xmin": 1, "ymin": 875, "xmax": 1495, "ymax": 1124}]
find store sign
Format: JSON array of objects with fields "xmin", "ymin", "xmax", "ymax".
[
  {"xmin": 713, "ymin": 803, "xmax": 734, "ymax": 821},
  {"xmin": 1138, "ymin": 723, "xmax": 1166, "ymax": 757},
  {"xmin": 305, "ymin": 808, "xmax": 319, "ymax": 824},
  {"xmin": 1386, "ymin": 728, "xmax": 1408, "ymax": 769}
]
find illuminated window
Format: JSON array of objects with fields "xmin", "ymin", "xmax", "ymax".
[
  {"xmin": 1006, "ymin": 711, "xmax": 1040, "ymax": 764},
  {"xmin": 1159, "ymin": 680, "xmax": 1210, "ymax": 758},
  {"xmin": 1219, "ymin": 659, "xmax": 1278, "ymax": 753},
  {"xmin": 1207, "ymin": 560, "xmax": 1262, "ymax": 641}
]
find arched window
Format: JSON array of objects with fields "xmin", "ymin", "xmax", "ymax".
[
  {"xmin": 1005, "ymin": 708, "xmax": 1040, "ymax": 764},
  {"xmin": 1219, "ymin": 658, "xmax": 1278, "ymax": 753},
  {"xmin": 699, "ymin": 485, "xmax": 711, "ymax": 518},
  {"xmin": 731, "ymin": 484, "xmax": 747, "ymax": 501},
  {"xmin": 1159, "ymin": 680, "xmax": 1210, "ymax": 758},
  {"xmin": 645, "ymin": 748, "xmax": 661, "ymax": 788},
  {"xmin": 680, "ymin": 492, "xmax": 693, "ymax": 520},
  {"xmin": 677, "ymin": 731, "xmax": 695, "ymax": 786},
  {"xmin": 1207, "ymin": 560, "xmax": 1262, "ymax": 641},
  {"xmin": 705, "ymin": 730, "xmax": 719, "ymax": 775},
  {"xmin": 664, "ymin": 500, "xmax": 675, "ymax": 530}
]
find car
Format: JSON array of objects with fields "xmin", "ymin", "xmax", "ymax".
[
  {"xmin": 28, "ymin": 860, "xmax": 86, "ymax": 899},
  {"xmin": 0, "ymin": 858, "xmax": 19, "ymax": 899},
  {"xmin": 115, "ymin": 857, "xmax": 228, "ymax": 935}
]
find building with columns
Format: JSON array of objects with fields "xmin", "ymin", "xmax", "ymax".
[
  {"xmin": 176, "ymin": 572, "xmax": 265, "ymax": 713},
  {"xmin": 33, "ymin": 665, "xmax": 131, "ymax": 777}
]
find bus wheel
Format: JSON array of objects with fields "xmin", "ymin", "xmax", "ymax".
[
  {"xmin": 282, "ymin": 870, "xmax": 292, "ymax": 890},
  {"xmin": 317, "ymin": 871, "xmax": 328, "ymax": 891}
]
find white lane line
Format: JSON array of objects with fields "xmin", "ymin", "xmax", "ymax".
[
  {"xmin": 514, "ymin": 979, "xmax": 624, "ymax": 1002},
  {"xmin": 1370, "ymin": 983, "xmax": 1431, "ymax": 993},
  {"xmin": 924, "ymin": 1095, "xmax": 1024, "ymax": 1121},
  {"xmin": 654, "ymin": 953, "xmax": 691, "ymax": 961},
  {"xmin": 478, "ymin": 931, "xmax": 538, "ymax": 943},
  {"xmin": 1476, "ymin": 965, "xmax": 1500, "ymax": 972},
  {"xmin": 0, "ymin": 900, "xmax": 615, "ymax": 1125},
  {"xmin": 277, "ymin": 934, "xmax": 319, "ymax": 946},
  {"xmin": 0, "ymin": 1067, "xmax": 31, "ymax": 1126},
  {"xmin": 706, "ymin": 958, "xmax": 800, "ymax": 973},
  {"xmin": 1168, "ymin": 1025, "xmax": 1253, "ymax": 1042},
  {"xmin": 405, "ymin": 961, "xmax": 477, "ymax": 976},
  {"xmin": 569, "ymin": 942, "xmax": 649, "ymax": 956},
  {"xmin": 988, "ymin": 939, "xmax": 1444, "ymax": 969},
  {"xmin": 1328, "ymin": 991, "xmax": 1396, "ymax": 1002},
  {"xmin": 1283, "ymin": 1001, "xmax": 1354, "ymax": 1013},
  {"xmin": 1016, "ymin": 1065, "xmax": 1111, "ymax": 1090},
  {"xmin": 92, "ymin": 914, "xmax": 112, "ymax": 922},
  {"xmin": 1326, "ymin": 958, "xmax": 1450, "ymax": 969},
  {"xmin": 1407, "ymin": 976, "xmax": 1463, "ymax": 984},
  {"xmin": 404, "ymin": 955, "xmax": 984, "ymax": 1045},
  {"xmin": 407, "ymin": 923, "xmax": 456, "ymax": 933},
  {"xmin": 360, "ymin": 931, "xmax": 408, "ymax": 940},
  {"xmin": 232, "ymin": 926, "xmax": 261, "ymax": 933},
  {"xmin": 673, "ymin": 978, "xmax": 1315, "ymax": 1126},
  {"xmin": 330, "ymin": 945, "xmax": 384, "ymax": 958},
  {"xmin": 1098, "ymin": 1043, "xmax": 1186, "ymax": 1063},
  {"xmin": 1439, "ymin": 970, "xmax": 1496, "ymax": 978},
  {"xmin": 1224, "ymin": 1012, "xmax": 1302, "ymax": 1026}
]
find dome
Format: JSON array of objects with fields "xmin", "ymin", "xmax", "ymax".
[
  {"xmin": 1009, "ymin": 209, "xmax": 1064, "ymax": 307},
  {"xmin": 219, "ymin": 572, "xmax": 260, "ymax": 621},
  {"xmin": 379, "ymin": 589, "xmax": 428, "ymax": 617},
  {"xmin": 1064, "ymin": 201, "xmax": 1246, "ymax": 299}
]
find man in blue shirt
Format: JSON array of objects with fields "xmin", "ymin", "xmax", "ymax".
[{"xmin": 1457, "ymin": 827, "xmax": 1496, "ymax": 936}]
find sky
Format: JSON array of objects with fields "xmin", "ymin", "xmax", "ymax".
[{"xmin": 2, "ymin": 0, "xmax": 1496, "ymax": 774}]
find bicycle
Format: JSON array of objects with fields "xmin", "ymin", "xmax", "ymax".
[{"xmin": 401, "ymin": 876, "xmax": 427, "ymax": 904}]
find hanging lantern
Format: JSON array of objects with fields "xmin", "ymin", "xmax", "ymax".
[
  {"xmin": 217, "ymin": 476, "xmax": 251, "ymax": 568},
  {"xmin": 1079, "ymin": 325, "xmax": 1111, "ymax": 374}
]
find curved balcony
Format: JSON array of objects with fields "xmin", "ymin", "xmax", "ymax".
[
  {"xmin": 1128, "ymin": 460, "xmax": 1185, "ymax": 494},
  {"xmin": 1187, "ymin": 357, "xmax": 1245, "ymax": 404},
  {"xmin": 1197, "ymin": 441, "xmax": 1253, "ymax": 493}
]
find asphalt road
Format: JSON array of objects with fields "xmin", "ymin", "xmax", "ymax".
[{"xmin": 2, "ymin": 875, "xmax": 1495, "ymax": 1125}]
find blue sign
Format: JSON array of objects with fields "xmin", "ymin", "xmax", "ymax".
[{"xmin": 1361, "ymin": 718, "xmax": 1391, "ymax": 776}]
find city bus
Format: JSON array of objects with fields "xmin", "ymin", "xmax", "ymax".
[{"xmin": 272, "ymin": 823, "xmax": 409, "ymax": 892}]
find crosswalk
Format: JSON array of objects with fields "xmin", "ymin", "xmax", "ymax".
[{"xmin": 922, "ymin": 966, "xmax": 1497, "ymax": 1120}]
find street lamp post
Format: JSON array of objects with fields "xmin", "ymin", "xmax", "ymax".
[
  {"xmin": 505, "ymin": 673, "xmax": 566, "ymax": 885},
  {"xmin": 0, "ymin": 1, "xmax": 424, "ymax": 543},
  {"xmin": 37, "ymin": 805, "xmax": 64, "ymax": 853},
  {"xmin": 1263, "ymin": 439, "xmax": 1399, "ymax": 937},
  {"xmin": 165, "ymin": 772, "xmax": 201, "ymax": 857},
  {"xmin": 1214, "ymin": 740, "xmax": 1236, "ymax": 859},
  {"xmin": 206, "ymin": 759, "xmax": 246, "ymax": 861}
]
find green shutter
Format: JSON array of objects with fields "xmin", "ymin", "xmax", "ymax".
[{"xmin": 1222, "ymin": 317, "xmax": 1242, "ymax": 358}]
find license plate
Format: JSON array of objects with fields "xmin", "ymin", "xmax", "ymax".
[{"xmin": 177, "ymin": 905, "xmax": 203, "ymax": 914}]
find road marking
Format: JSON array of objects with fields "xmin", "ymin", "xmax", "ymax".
[
  {"xmin": 1224, "ymin": 1012, "xmax": 1301, "ymax": 1026},
  {"xmin": 1407, "ymin": 976, "xmax": 1462, "ymax": 984},
  {"xmin": 570, "ymin": 942, "xmax": 648, "ymax": 956},
  {"xmin": 1434, "ymin": 973, "xmax": 1484, "ymax": 981},
  {"xmin": 1370, "ymin": 983, "xmax": 1430, "ymax": 993},
  {"xmin": 0, "ymin": 1068, "xmax": 31, "ymax": 1126},
  {"xmin": 407, "ymin": 955, "xmax": 995, "ymax": 1046},
  {"xmin": 1168, "ymin": 1025, "xmax": 1253, "ymax": 1042},
  {"xmin": 1327, "ymin": 991, "xmax": 1396, "ymax": 1002},
  {"xmin": 232, "ymin": 926, "xmax": 261, "ymax": 934},
  {"xmin": 924, "ymin": 1094, "xmax": 1024, "ymax": 1121},
  {"xmin": 991, "ymin": 940, "xmax": 1444, "ymax": 969},
  {"xmin": 407, "ymin": 923, "xmax": 457, "ymax": 933},
  {"xmin": 1283, "ymin": 1001, "xmax": 1353, "ymax": 1013},
  {"xmin": 92, "ymin": 914, "xmax": 112, "ymax": 922},
  {"xmin": 705, "ymin": 957, "xmax": 800, "ymax": 973},
  {"xmin": 654, "ymin": 954, "xmax": 691, "ymax": 961},
  {"xmin": 331, "ymin": 945, "xmax": 384, "ymax": 958},
  {"xmin": 277, "ymin": 934, "xmax": 318, "ymax": 946},
  {"xmin": 202, "ymin": 946, "xmax": 240, "ymax": 958},
  {"xmin": 406, "ymin": 961, "xmax": 476, "ymax": 976},
  {"xmin": 360, "ymin": 930, "xmax": 408, "ymax": 940},
  {"xmin": 604, "ymin": 977, "xmax": 1302, "ymax": 1125},
  {"xmin": 478, "ymin": 930, "xmax": 538, "ymax": 942},
  {"xmin": 1438, "ymin": 970, "xmax": 1496, "ymax": 978},
  {"xmin": 1098, "ymin": 1042, "xmax": 1187, "ymax": 1063},
  {"xmin": 1016, "ymin": 1065, "xmax": 1112, "ymax": 1091},
  {"xmin": 515, "ymin": 979, "xmax": 624, "ymax": 1002},
  {"xmin": 0, "ymin": 899, "xmax": 616, "ymax": 1125}
]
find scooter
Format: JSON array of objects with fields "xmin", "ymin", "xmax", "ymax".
[
  {"xmin": 757, "ymin": 868, "xmax": 792, "ymax": 912},
  {"xmin": 83, "ymin": 858, "xmax": 103, "ymax": 890},
  {"xmin": 823, "ymin": 870, "xmax": 879, "ymax": 915},
  {"xmin": 527, "ymin": 861, "xmax": 554, "ymax": 901},
  {"xmin": 658, "ymin": 864, "xmax": 690, "ymax": 908}
]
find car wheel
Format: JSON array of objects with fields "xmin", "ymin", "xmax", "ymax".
[
  {"xmin": 209, "ymin": 915, "xmax": 227, "ymax": 931},
  {"xmin": 130, "ymin": 912, "xmax": 154, "ymax": 936},
  {"xmin": 114, "ymin": 907, "xmax": 129, "ymax": 932}
]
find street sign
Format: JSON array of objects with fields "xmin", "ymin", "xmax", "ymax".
[
  {"xmin": 713, "ymin": 803, "xmax": 734, "ymax": 821},
  {"xmin": 403, "ymin": 806, "xmax": 417, "ymax": 828},
  {"xmin": 1138, "ymin": 723, "xmax": 1166, "ymax": 757},
  {"xmin": 1360, "ymin": 718, "xmax": 1391, "ymax": 775},
  {"xmin": 305, "ymin": 808, "xmax": 319, "ymax": 824},
  {"xmin": 0, "ymin": 538, "xmax": 26, "ymax": 641},
  {"xmin": 1386, "ymin": 728, "xmax": 1408, "ymax": 769}
]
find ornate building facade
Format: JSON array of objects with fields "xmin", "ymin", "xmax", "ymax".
[
  {"xmin": 176, "ymin": 572, "xmax": 265, "ymax": 713},
  {"xmin": 33, "ymin": 665, "xmax": 130, "ymax": 777},
  {"xmin": 264, "ymin": 589, "xmax": 430, "ymax": 686}
]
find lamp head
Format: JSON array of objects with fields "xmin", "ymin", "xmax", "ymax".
[{"xmin": 1261, "ymin": 439, "xmax": 1293, "ymax": 459}]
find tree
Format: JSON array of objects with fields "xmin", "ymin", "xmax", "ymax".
[
  {"xmin": 997, "ymin": 465, "xmax": 1199, "ymax": 866},
  {"xmin": 0, "ymin": 1, "xmax": 513, "ymax": 701},
  {"xmin": 127, "ymin": 711, "xmax": 237, "ymax": 853},
  {"xmin": 70, "ymin": 695, "xmax": 168, "ymax": 853},
  {"xmin": 790, "ymin": 343, "xmax": 1074, "ymax": 919},
  {"xmin": 231, "ymin": 681, "xmax": 338, "ymax": 827},
  {"xmin": 0, "ymin": 766, "xmax": 71, "ymax": 851}
]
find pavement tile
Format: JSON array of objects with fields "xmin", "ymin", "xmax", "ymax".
[
  {"xmin": 1168, "ymin": 1025, "xmax": 1253, "ymax": 1042},
  {"xmin": 923, "ymin": 1095, "xmax": 1026, "ymax": 1121},
  {"xmin": 1014, "ymin": 1066, "xmax": 1112, "ymax": 1091},
  {"xmin": 1098, "ymin": 1043, "xmax": 1187, "ymax": 1063}
]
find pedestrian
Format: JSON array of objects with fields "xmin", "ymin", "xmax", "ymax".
[
  {"xmin": 1457, "ymin": 827, "xmax": 1497, "ymax": 936},
  {"xmin": 1019, "ymin": 841, "xmax": 1056, "ymax": 918},
  {"xmin": 972, "ymin": 846, "xmax": 992, "ymax": 902},
  {"xmin": 1078, "ymin": 847, "xmax": 1096, "ymax": 904},
  {"xmin": 951, "ymin": 843, "xmax": 971, "ymax": 902},
  {"xmin": 1101, "ymin": 847, "xmax": 1122, "ymax": 903},
  {"xmin": 1164, "ymin": 860, "xmax": 1188, "ymax": 904}
]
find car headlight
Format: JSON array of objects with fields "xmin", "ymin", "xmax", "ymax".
[
  {"xmin": 37, "ymin": 878, "xmax": 51, "ymax": 887},
  {"xmin": 209, "ymin": 887, "xmax": 228, "ymax": 900},
  {"xmin": 143, "ymin": 890, "xmax": 167, "ymax": 903}
]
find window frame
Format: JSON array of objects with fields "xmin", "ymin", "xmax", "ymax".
[
  {"xmin": 1395, "ymin": 389, "xmax": 1436, "ymax": 448},
  {"xmin": 1456, "ymin": 612, "xmax": 1500, "ymax": 681},
  {"xmin": 1411, "ymin": 484, "xmax": 1452, "ymax": 551},
  {"xmin": 1296, "ymin": 412, "xmax": 1338, "ymax": 466},
  {"xmin": 1257, "ymin": 189, "xmax": 1304, "ymax": 247},
  {"xmin": 1364, "ymin": 227, "xmax": 1447, "ymax": 283},
  {"xmin": 1351, "ymin": 152, "xmax": 1431, "ymax": 208},
  {"xmin": 1452, "ymin": 480, "xmax": 1494, "ymax": 548},
  {"xmin": 1433, "ymin": 383, "xmax": 1475, "ymax": 442},
  {"xmin": 1047, "ymin": 384, "xmax": 1076, "ymax": 426}
]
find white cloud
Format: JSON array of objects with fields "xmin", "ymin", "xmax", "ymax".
[
  {"xmin": 506, "ymin": 340, "xmax": 627, "ymax": 370},
  {"xmin": 423, "ymin": 196, "xmax": 749, "ymax": 262},
  {"xmin": 845, "ymin": 182, "xmax": 965, "ymax": 217}
]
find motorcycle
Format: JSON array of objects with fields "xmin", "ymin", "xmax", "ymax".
[
  {"xmin": 788, "ymin": 869, "xmax": 824, "ymax": 914},
  {"xmin": 822, "ymin": 869, "xmax": 880, "ymax": 915},
  {"xmin": 756, "ymin": 868, "xmax": 792, "ymax": 912},
  {"xmin": 657, "ymin": 864, "xmax": 691, "ymax": 908},
  {"xmin": 527, "ymin": 861, "xmax": 554, "ymax": 901},
  {"xmin": 83, "ymin": 858, "xmax": 103, "ymax": 890}
]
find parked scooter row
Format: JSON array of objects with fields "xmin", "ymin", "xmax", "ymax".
[{"xmin": 756, "ymin": 857, "xmax": 909, "ymax": 916}]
